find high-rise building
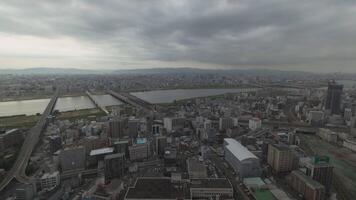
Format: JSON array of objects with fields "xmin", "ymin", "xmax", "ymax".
[
  {"xmin": 267, "ymin": 144, "xmax": 298, "ymax": 174},
  {"xmin": 325, "ymin": 82, "xmax": 343, "ymax": 115},
  {"xmin": 104, "ymin": 153, "xmax": 125, "ymax": 183},
  {"xmin": 108, "ymin": 118, "xmax": 128, "ymax": 139},
  {"xmin": 129, "ymin": 142, "xmax": 150, "ymax": 161},
  {"xmin": 305, "ymin": 156, "xmax": 333, "ymax": 195},
  {"xmin": 219, "ymin": 117, "xmax": 233, "ymax": 130},
  {"xmin": 128, "ymin": 118, "xmax": 140, "ymax": 138},
  {"xmin": 248, "ymin": 117, "xmax": 262, "ymax": 131},
  {"xmin": 163, "ymin": 117, "xmax": 185, "ymax": 132},
  {"xmin": 48, "ymin": 135, "xmax": 62, "ymax": 154},
  {"xmin": 287, "ymin": 170, "xmax": 325, "ymax": 200},
  {"xmin": 155, "ymin": 136, "xmax": 167, "ymax": 157}
]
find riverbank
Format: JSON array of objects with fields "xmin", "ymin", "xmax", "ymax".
[{"xmin": 0, "ymin": 93, "xmax": 86, "ymax": 103}]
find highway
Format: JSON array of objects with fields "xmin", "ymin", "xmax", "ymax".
[{"xmin": 0, "ymin": 90, "xmax": 59, "ymax": 192}]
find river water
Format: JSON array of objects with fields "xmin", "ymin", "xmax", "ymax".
[{"xmin": 0, "ymin": 88, "xmax": 257, "ymax": 117}]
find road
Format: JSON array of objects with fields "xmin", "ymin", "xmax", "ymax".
[
  {"xmin": 0, "ymin": 90, "xmax": 59, "ymax": 192},
  {"xmin": 209, "ymin": 151, "xmax": 252, "ymax": 200}
]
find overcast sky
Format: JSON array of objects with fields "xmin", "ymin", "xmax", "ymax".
[{"xmin": 1, "ymin": 0, "xmax": 356, "ymax": 72}]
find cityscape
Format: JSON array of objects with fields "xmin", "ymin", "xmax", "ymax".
[{"xmin": 1, "ymin": 1, "xmax": 356, "ymax": 200}]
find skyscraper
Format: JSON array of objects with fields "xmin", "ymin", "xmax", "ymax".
[{"xmin": 325, "ymin": 81, "xmax": 343, "ymax": 115}]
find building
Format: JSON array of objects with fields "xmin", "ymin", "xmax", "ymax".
[
  {"xmin": 152, "ymin": 122, "xmax": 163, "ymax": 135},
  {"xmin": 343, "ymin": 138, "xmax": 356, "ymax": 152},
  {"xmin": 163, "ymin": 117, "xmax": 185, "ymax": 132},
  {"xmin": 223, "ymin": 138, "xmax": 261, "ymax": 178},
  {"xmin": 190, "ymin": 178, "xmax": 234, "ymax": 200},
  {"xmin": 124, "ymin": 177, "xmax": 188, "ymax": 200},
  {"xmin": 287, "ymin": 170, "xmax": 325, "ymax": 200},
  {"xmin": 129, "ymin": 143, "xmax": 150, "ymax": 161},
  {"xmin": 104, "ymin": 153, "xmax": 125, "ymax": 183},
  {"xmin": 40, "ymin": 171, "xmax": 60, "ymax": 191},
  {"xmin": 128, "ymin": 118, "xmax": 140, "ymax": 138},
  {"xmin": 59, "ymin": 146, "xmax": 86, "ymax": 172},
  {"xmin": 0, "ymin": 129, "xmax": 23, "ymax": 150},
  {"xmin": 219, "ymin": 117, "xmax": 234, "ymax": 130},
  {"xmin": 308, "ymin": 111, "xmax": 324, "ymax": 126},
  {"xmin": 304, "ymin": 156, "xmax": 333, "ymax": 195},
  {"xmin": 325, "ymin": 82, "xmax": 343, "ymax": 115},
  {"xmin": 108, "ymin": 118, "xmax": 127, "ymax": 139},
  {"xmin": 15, "ymin": 183, "xmax": 36, "ymax": 200},
  {"xmin": 113, "ymin": 140, "xmax": 129, "ymax": 158},
  {"xmin": 155, "ymin": 136, "xmax": 167, "ymax": 157},
  {"xmin": 249, "ymin": 118, "xmax": 262, "ymax": 131},
  {"xmin": 187, "ymin": 158, "xmax": 207, "ymax": 178},
  {"xmin": 48, "ymin": 135, "xmax": 62, "ymax": 154},
  {"xmin": 267, "ymin": 144, "xmax": 298, "ymax": 174},
  {"xmin": 317, "ymin": 128, "xmax": 337, "ymax": 143},
  {"xmin": 344, "ymin": 108, "xmax": 352, "ymax": 121},
  {"xmin": 124, "ymin": 177, "xmax": 233, "ymax": 200}
]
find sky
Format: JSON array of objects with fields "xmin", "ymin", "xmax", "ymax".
[{"xmin": 0, "ymin": 0, "xmax": 356, "ymax": 72}]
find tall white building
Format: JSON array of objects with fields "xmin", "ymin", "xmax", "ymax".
[{"xmin": 248, "ymin": 118, "xmax": 262, "ymax": 131}]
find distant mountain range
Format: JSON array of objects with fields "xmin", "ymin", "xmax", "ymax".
[{"xmin": 0, "ymin": 67, "xmax": 314, "ymax": 76}]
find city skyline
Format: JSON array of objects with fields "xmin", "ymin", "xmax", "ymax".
[{"xmin": 1, "ymin": 0, "xmax": 356, "ymax": 72}]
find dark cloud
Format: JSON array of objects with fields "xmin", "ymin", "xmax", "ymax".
[{"xmin": 0, "ymin": 0, "xmax": 356, "ymax": 71}]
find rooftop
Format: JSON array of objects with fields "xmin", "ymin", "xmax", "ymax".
[
  {"xmin": 125, "ymin": 177, "xmax": 188, "ymax": 199},
  {"xmin": 190, "ymin": 178, "xmax": 232, "ymax": 189},
  {"xmin": 90, "ymin": 147, "xmax": 114, "ymax": 156},
  {"xmin": 224, "ymin": 138, "xmax": 258, "ymax": 161}
]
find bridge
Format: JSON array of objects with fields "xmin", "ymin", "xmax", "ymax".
[
  {"xmin": 108, "ymin": 90, "xmax": 154, "ymax": 111},
  {"xmin": 85, "ymin": 91, "xmax": 109, "ymax": 115},
  {"xmin": 0, "ymin": 90, "xmax": 59, "ymax": 191}
]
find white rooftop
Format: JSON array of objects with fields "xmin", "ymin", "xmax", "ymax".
[
  {"xmin": 90, "ymin": 147, "xmax": 114, "ymax": 156},
  {"xmin": 224, "ymin": 138, "xmax": 258, "ymax": 161}
]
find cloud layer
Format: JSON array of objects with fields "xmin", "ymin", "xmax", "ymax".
[{"xmin": 1, "ymin": 0, "xmax": 356, "ymax": 72}]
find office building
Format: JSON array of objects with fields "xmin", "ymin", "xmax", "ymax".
[
  {"xmin": 129, "ymin": 143, "xmax": 150, "ymax": 161},
  {"xmin": 128, "ymin": 118, "xmax": 140, "ymax": 138},
  {"xmin": 155, "ymin": 136, "xmax": 167, "ymax": 157},
  {"xmin": 223, "ymin": 138, "xmax": 261, "ymax": 178},
  {"xmin": 190, "ymin": 178, "xmax": 234, "ymax": 199},
  {"xmin": 59, "ymin": 146, "xmax": 86, "ymax": 172},
  {"xmin": 163, "ymin": 117, "xmax": 185, "ymax": 132},
  {"xmin": 40, "ymin": 171, "xmax": 60, "ymax": 191},
  {"xmin": 113, "ymin": 140, "xmax": 129, "ymax": 158},
  {"xmin": 249, "ymin": 117, "xmax": 262, "ymax": 131},
  {"xmin": 287, "ymin": 170, "xmax": 325, "ymax": 200},
  {"xmin": 104, "ymin": 153, "xmax": 125, "ymax": 183},
  {"xmin": 124, "ymin": 177, "xmax": 233, "ymax": 200},
  {"xmin": 267, "ymin": 144, "xmax": 298, "ymax": 174},
  {"xmin": 16, "ymin": 183, "xmax": 36, "ymax": 200},
  {"xmin": 219, "ymin": 117, "xmax": 234, "ymax": 130},
  {"xmin": 308, "ymin": 111, "xmax": 324, "ymax": 126},
  {"xmin": 325, "ymin": 82, "xmax": 343, "ymax": 115},
  {"xmin": 108, "ymin": 118, "xmax": 127, "ymax": 139},
  {"xmin": 305, "ymin": 156, "xmax": 333, "ymax": 195},
  {"xmin": 48, "ymin": 135, "xmax": 62, "ymax": 154},
  {"xmin": 187, "ymin": 158, "xmax": 208, "ymax": 178}
]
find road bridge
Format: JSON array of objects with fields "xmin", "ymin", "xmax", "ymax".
[
  {"xmin": 108, "ymin": 90, "xmax": 154, "ymax": 111},
  {"xmin": 85, "ymin": 91, "xmax": 109, "ymax": 115},
  {"xmin": 0, "ymin": 90, "xmax": 59, "ymax": 192}
]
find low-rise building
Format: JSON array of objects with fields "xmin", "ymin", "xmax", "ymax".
[
  {"xmin": 223, "ymin": 138, "xmax": 261, "ymax": 178},
  {"xmin": 40, "ymin": 171, "xmax": 60, "ymax": 191},
  {"xmin": 187, "ymin": 158, "xmax": 207, "ymax": 178}
]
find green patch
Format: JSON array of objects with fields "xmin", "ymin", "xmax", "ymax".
[{"xmin": 254, "ymin": 190, "xmax": 276, "ymax": 200}]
